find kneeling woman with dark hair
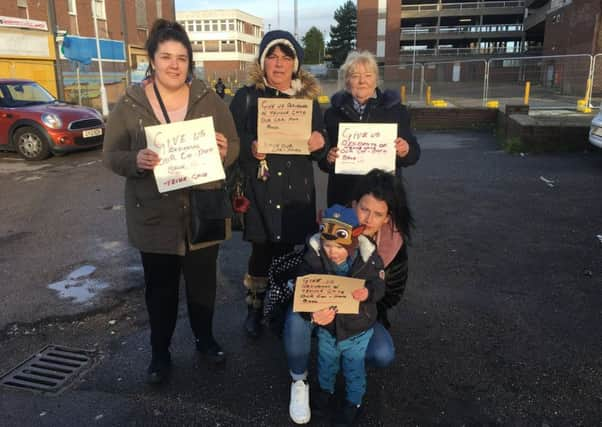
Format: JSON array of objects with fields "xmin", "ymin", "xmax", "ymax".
[{"xmin": 283, "ymin": 169, "xmax": 413, "ymax": 424}]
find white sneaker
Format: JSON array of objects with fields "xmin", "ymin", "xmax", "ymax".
[{"xmin": 289, "ymin": 380, "xmax": 311, "ymax": 424}]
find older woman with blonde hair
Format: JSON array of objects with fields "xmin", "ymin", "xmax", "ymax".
[{"xmin": 319, "ymin": 50, "xmax": 420, "ymax": 206}]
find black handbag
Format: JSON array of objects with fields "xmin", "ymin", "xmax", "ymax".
[{"xmin": 189, "ymin": 189, "xmax": 233, "ymax": 244}]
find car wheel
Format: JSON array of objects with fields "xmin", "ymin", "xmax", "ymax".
[{"xmin": 13, "ymin": 126, "xmax": 51, "ymax": 161}]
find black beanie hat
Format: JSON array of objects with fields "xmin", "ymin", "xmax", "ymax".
[{"xmin": 258, "ymin": 30, "xmax": 304, "ymax": 73}]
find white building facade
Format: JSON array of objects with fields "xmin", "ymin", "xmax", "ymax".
[{"xmin": 176, "ymin": 9, "xmax": 263, "ymax": 86}]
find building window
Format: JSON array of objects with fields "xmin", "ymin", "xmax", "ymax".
[
  {"xmin": 212, "ymin": 20, "xmax": 218, "ymax": 31},
  {"xmin": 156, "ymin": 0, "xmax": 162, "ymax": 19},
  {"xmin": 93, "ymin": 0, "xmax": 106, "ymax": 20},
  {"xmin": 67, "ymin": 0, "xmax": 77, "ymax": 14},
  {"xmin": 221, "ymin": 40, "xmax": 235, "ymax": 52},
  {"xmin": 204, "ymin": 21, "xmax": 211, "ymax": 31},
  {"xmin": 135, "ymin": 0, "xmax": 146, "ymax": 27},
  {"xmin": 220, "ymin": 20, "xmax": 227, "ymax": 31},
  {"xmin": 205, "ymin": 40, "xmax": 219, "ymax": 52},
  {"xmin": 228, "ymin": 20, "xmax": 235, "ymax": 31},
  {"xmin": 377, "ymin": 40, "xmax": 385, "ymax": 57}
]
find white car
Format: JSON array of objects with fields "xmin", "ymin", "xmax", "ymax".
[{"xmin": 590, "ymin": 109, "xmax": 602, "ymax": 148}]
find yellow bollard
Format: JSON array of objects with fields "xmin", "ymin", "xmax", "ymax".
[
  {"xmin": 577, "ymin": 99, "xmax": 592, "ymax": 113},
  {"xmin": 400, "ymin": 85, "xmax": 406, "ymax": 104},
  {"xmin": 318, "ymin": 95, "xmax": 330, "ymax": 104},
  {"xmin": 584, "ymin": 78, "xmax": 593, "ymax": 105},
  {"xmin": 523, "ymin": 81, "xmax": 530, "ymax": 105},
  {"xmin": 426, "ymin": 86, "xmax": 432, "ymax": 106}
]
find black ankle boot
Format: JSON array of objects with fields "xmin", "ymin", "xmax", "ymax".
[
  {"xmin": 244, "ymin": 306, "xmax": 263, "ymax": 338},
  {"xmin": 147, "ymin": 351, "xmax": 171, "ymax": 384}
]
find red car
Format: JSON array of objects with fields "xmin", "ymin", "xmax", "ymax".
[{"xmin": 0, "ymin": 79, "xmax": 104, "ymax": 160}]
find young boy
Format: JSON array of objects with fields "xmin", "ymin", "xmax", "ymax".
[{"xmin": 295, "ymin": 204, "xmax": 385, "ymax": 426}]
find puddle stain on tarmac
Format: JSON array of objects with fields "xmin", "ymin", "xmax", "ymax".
[{"xmin": 48, "ymin": 265, "xmax": 109, "ymax": 304}]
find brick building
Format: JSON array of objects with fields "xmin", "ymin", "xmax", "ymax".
[
  {"xmin": 525, "ymin": 0, "xmax": 601, "ymax": 55},
  {"xmin": 0, "ymin": 0, "xmax": 174, "ymax": 107},
  {"xmin": 357, "ymin": 0, "xmax": 601, "ymax": 65}
]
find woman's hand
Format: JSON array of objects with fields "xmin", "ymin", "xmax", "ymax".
[
  {"xmin": 216, "ymin": 132, "xmax": 228, "ymax": 161},
  {"xmin": 307, "ymin": 131, "xmax": 325, "ymax": 153},
  {"xmin": 326, "ymin": 147, "xmax": 339, "ymax": 164},
  {"xmin": 251, "ymin": 140, "xmax": 266, "ymax": 161},
  {"xmin": 395, "ymin": 137, "xmax": 410, "ymax": 158},
  {"xmin": 136, "ymin": 148, "xmax": 160, "ymax": 170},
  {"xmin": 311, "ymin": 307, "xmax": 336, "ymax": 325},
  {"xmin": 352, "ymin": 287, "xmax": 369, "ymax": 302}
]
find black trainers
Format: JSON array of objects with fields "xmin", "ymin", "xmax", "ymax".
[
  {"xmin": 311, "ymin": 388, "xmax": 335, "ymax": 418},
  {"xmin": 196, "ymin": 339, "xmax": 226, "ymax": 365},
  {"xmin": 146, "ymin": 352, "xmax": 171, "ymax": 385},
  {"xmin": 333, "ymin": 400, "xmax": 363, "ymax": 427}
]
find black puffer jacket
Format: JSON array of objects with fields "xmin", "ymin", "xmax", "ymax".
[
  {"xmin": 229, "ymin": 65, "xmax": 327, "ymax": 244},
  {"xmin": 378, "ymin": 244, "xmax": 409, "ymax": 329},
  {"xmin": 320, "ymin": 88, "xmax": 420, "ymax": 206},
  {"xmin": 296, "ymin": 233, "xmax": 385, "ymax": 341}
]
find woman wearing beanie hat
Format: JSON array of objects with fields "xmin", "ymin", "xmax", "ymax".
[{"xmin": 229, "ymin": 30, "xmax": 327, "ymax": 340}]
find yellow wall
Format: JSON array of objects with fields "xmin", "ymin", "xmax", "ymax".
[{"xmin": 0, "ymin": 33, "xmax": 57, "ymax": 97}]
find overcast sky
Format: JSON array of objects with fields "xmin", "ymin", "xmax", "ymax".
[{"xmin": 174, "ymin": 0, "xmax": 351, "ymax": 40}]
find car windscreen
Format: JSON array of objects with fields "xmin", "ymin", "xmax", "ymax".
[{"xmin": 2, "ymin": 82, "xmax": 56, "ymax": 107}]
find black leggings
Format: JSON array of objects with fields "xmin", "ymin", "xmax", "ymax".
[
  {"xmin": 247, "ymin": 242, "xmax": 295, "ymax": 277},
  {"xmin": 140, "ymin": 245, "xmax": 219, "ymax": 354}
]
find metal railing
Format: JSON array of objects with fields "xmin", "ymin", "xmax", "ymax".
[
  {"xmin": 328, "ymin": 53, "xmax": 599, "ymax": 110},
  {"xmin": 401, "ymin": 24, "xmax": 524, "ymax": 37},
  {"xmin": 402, "ymin": 1, "xmax": 525, "ymax": 12},
  {"xmin": 400, "ymin": 46, "xmax": 528, "ymax": 57}
]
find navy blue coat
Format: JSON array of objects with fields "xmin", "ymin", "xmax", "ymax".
[{"xmin": 320, "ymin": 88, "xmax": 420, "ymax": 206}]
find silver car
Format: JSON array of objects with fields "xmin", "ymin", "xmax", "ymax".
[{"xmin": 590, "ymin": 108, "xmax": 602, "ymax": 149}]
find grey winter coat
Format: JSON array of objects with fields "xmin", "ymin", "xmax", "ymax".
[{"xmin": 102, "ymin": 79, "xmax": 240, "ymax": 255}]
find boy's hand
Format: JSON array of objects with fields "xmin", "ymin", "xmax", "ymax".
[
  {"xmin": 352, "ymin": 287, "xmax": 368, "ymax": 302},
  {"xmin": 312, "ymin": 307, "xmax": 336, "ymax": 325}
]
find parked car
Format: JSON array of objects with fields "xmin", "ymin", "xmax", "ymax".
[
  {"xmin": 590, "ymin": 108, "xmax": 602, "ymax": 149},
  {"xmin": 0, "ymin": 79, "xmax": 104, "ymax": 160}
]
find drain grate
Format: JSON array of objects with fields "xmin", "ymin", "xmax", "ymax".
[{"xmin": 0, "ymin": 345, "xmax": 97, "ymax": 394}]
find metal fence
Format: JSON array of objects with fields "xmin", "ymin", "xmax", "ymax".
[{"xmin": 329, "ymin": 53, "xmax": 602, "ymax": 110}]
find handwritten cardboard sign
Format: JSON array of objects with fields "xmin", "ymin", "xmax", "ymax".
[
  {"xmin": 144, "ymin": 117, "xmax": 225, "ymax": 193},
  {"xmin": 257, "ymin": 98, "xmax": 312, "ymax": 155},
  {"xmin": 293, "ymin": 274, "xmax": 365, "ymax": 314},
  {"xmin": 334, "ymin": 122, "xmax": 397, "ymax": 175}
]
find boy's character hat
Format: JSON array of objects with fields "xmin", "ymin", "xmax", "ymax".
[
  {"xmin": 320, "ymin": 204, "xmax": 364, "ymax": 247},
  {"xmin": 258, "ymin": 30, "xmax": 304, "ymax": 73}
]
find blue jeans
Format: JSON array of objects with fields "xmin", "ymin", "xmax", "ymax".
[
  {"xmin": 282, "ymin": 307, "xmax": 395, "ymax": 380},
  {"xmin": 317, "ymin": 328, "xmax": 373, "ymax": 405}
]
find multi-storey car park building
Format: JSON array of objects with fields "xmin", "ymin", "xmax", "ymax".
[
  {"xmin": 358, "ymin": 0, "xmax": 534, "ymax": 66},
  {"xmin": 176, "ymin": 9, "xmax": 263, "ymax": 88}
]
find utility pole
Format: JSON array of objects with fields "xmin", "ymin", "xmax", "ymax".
[
  {"xmin": 47, "ymin": 0, "xmax": 65, "ymax": 99},
  {"xmin": 120, "ymin": 0, "xmax": 130, "ymax": 85},
  {"xmin": 294, "ymin": 0, "xmax": 298, "ymax": 40},
  {"xmin": 92, "ymin": 0, "xmax": 109, "ymax": 116}
]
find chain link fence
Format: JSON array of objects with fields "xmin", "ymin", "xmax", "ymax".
[{"xmin": 326, "ymin": 53, "xmax": 600, "ymax": 110}]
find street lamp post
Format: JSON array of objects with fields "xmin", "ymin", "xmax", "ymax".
[
  {"xmin": 411, "ymin": 24, "xmax": 419, "ymax": 95},
  {"xmin": 92, "ymin": 0, "xmax": 109, "ymax": 116}
]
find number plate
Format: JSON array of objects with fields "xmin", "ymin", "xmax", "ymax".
[{"xmin": 83, "ymin": 128, "xmax": 103, "ymax": 138}]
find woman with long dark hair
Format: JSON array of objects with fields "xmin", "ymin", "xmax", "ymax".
[{"xmin": 103, "ymin": 19, "xmax": 239, "ymax": 384}]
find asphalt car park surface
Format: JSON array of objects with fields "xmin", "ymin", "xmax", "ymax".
[{"xmin": 0, "ymin": 131, "xmax": 601, "ymax": 426}]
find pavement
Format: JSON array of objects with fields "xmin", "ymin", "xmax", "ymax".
[{"xmin": 1, "ymin": 131, "xmax": 601, "ymax": 426}]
